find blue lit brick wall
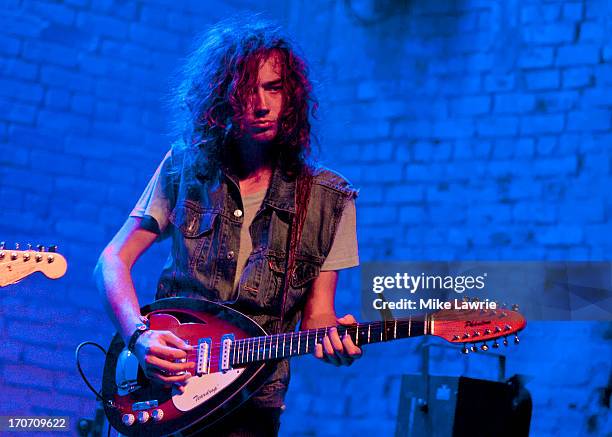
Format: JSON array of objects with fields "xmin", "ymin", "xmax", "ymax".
[{"xmin": 0, "ymin": 1, "xmax": 610, "ymax": 436}]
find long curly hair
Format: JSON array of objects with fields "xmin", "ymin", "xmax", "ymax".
[{"xmin": 170, "ymin": 16, "xmax": 318, "ymax": 180}]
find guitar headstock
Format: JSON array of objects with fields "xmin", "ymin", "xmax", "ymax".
[
  {"xmin": 431, "ymin": 299, "xmax": 526, "ymax": 353},
  {"xmin": 0, "ymin": 242, "xmax": 68, "ymax": 287}
]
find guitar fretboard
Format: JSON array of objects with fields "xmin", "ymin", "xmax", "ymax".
[{"xmin": 230, "ymin": 317, "xmax": 427, "ymax": 365}]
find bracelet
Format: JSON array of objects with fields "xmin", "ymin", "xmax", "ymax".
[{"xmin": 127, "ymin": 318, "xmax": 149, "ymax": 353}]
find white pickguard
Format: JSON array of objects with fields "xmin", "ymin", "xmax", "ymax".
[{"xmin": 172, "ymin": 369, "xmax": 244, "ymax": 412}]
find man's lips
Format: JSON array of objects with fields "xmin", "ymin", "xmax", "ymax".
[
  {"xmin": 251, "ymin": 121, "xmax": 274, "ymax": 127},
  {"xmin": 249, "ymin": 121, "xmax": 275, "ymax": 132}
]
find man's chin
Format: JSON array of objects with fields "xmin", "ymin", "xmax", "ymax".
[{"xmin": 249, "ymin": 131, "xmax": 277, "ymax": 144}]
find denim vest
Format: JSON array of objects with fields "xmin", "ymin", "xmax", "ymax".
[{"xmin": 154, "ymin": 148, "xmax": 358, "ymax": 407}]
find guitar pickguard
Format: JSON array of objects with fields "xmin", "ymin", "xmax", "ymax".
[{"xmin": 172, "ymin": 369, "xmax": 244, "ymax": 412}]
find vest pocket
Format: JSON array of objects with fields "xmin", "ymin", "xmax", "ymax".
[
  {"xmin": 266, "ymin": 254, "xmax": 321, "ymax": 288},
  {"xmin": 169, "ymin": 201, "xmax": 217, "ymax": 238},
  {"xmin": 290, "ymin": 259, "xmax": 321, "ymax": 288}
]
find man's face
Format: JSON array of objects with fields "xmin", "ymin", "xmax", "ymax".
[{"xmin": 241, "ymin": 53, "xmax": 284, "ymax": 143}]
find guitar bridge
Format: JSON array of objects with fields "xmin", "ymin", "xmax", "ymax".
[{"xmin": 220, "ymin": 334, "xmax": 234, "ymax": 372}]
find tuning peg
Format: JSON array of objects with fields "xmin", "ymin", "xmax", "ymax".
[
  {"xmin": 484, "ymin": 329, "xmax": 492, "ymax": 335},
  {"xmin": 26, "ymin": 243, "xmax": 32, "ymax": 250},
  {"xmin": 48, "ymin": 245, "xmax": 57, "ymax": 253},
  {"xmin": 492, "ymin": 340, "xmax": 499, "ymax": 348},
  {"xmin": 512, "ymin": 304, "xmax": 519, "ymax": 311},
  {"xmin": 15, "ymin": 243, "xmax": 20, "ymax": 250},
  {"xmin": 470, "ymin": 344, "xmax": 478, "ymax": 353},
  {"xmin": 37, "ymin": 245, "xmax": 45, "ymax": 252},
  {"xmin": 0, "ymin": 241, "xmax": 5, "ymax": 250},
  {"xmin": 462, "ymin": 345, "xmax": 469, "ymax": 354},
  {"xmin": 480, "ymin": 342, "xmax": 489, "ymax": 351},
  {"xmin": 503, "ymin": 337, "xmax": 509, "ymax": 347},
  {"xmin": 452, "ymin": 335, "xmax": 460, "ymax": 341},
  {"xmin": 514, "ymin": 335, "xmax": 520, "ymax": 344}
]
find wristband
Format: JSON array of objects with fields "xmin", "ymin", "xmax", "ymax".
[{"xmin": 127, "ymin": 318, "xmax": 149, "ymax": 353}]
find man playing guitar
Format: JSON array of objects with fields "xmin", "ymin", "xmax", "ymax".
[{"xmin": 95, "ymin": 17, "xmax": 361, "ymax": 436}]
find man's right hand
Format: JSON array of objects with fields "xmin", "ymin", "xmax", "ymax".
[{"xmin": 132, "ymin": 330, "xmax": 195, "ymax": 392}]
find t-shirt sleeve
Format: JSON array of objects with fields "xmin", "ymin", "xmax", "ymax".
[
  {"xmin": 321, "ymin": 198, "xmax": 359, "ymax": 271},
  {"xmin": 129, "ymin": 150, "xmax": 175, "ymax": 238}
]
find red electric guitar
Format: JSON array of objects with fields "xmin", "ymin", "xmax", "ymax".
[
  {"xmin": 101, "ymin": 297, "xmax": 526, "ymax": 436},
  {"xmin": 0, "ymin": 243, "xmax": 67, "ymax": 287}
]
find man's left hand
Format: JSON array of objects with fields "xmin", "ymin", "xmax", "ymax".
[{"xmin": 313, "ymin": 314, "xmax": 362, "ymax": 366}]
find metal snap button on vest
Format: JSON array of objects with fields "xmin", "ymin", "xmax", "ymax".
[
  {"xmin": 227, "ymin": 250, "xmax": 235, "ymax": 259},
  {"xmin": 233, "ymin": 209, "xmax": 243, "ymax": 218}
]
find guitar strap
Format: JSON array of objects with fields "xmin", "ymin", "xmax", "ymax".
[{"xmin": 277, "ymin": 168, "xmax": 313, "ymax": 334}]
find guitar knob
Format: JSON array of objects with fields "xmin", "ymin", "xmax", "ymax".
[
  {"xmin": 514, "ymin": 335, "xmax": 520, "ymax": 344},
  {"xmin": 121, "ymin": 414, "xmax": 135, "ymax": 426},
  {"xmin": 137, "ymin": 411, "xmax": 150, "ymax": 423},
  {"xmin": 480, "ymin": 343, "xmax": 489, "ymax": 351},
  {"xmin": 151, "ymin": 409, "xmax": 164, "ymax": 422},
  {"xmin": 470, "ymin": 344, "xmax": 478, "ymax": 353},
  {"xmin": 462, "ymin": 345, "xmax": 469, "ymax": 354}
]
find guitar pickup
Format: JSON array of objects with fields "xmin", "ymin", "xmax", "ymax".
[
  {"xmin": 220, "ymin": 334, "xmax": 234, "ymax": 372},
  {"xmin": 196, "ymin": 338, "xmax": 212, "ymax": 375}
]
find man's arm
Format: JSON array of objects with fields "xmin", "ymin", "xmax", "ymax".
[
  {"xmin": 94, "ymin": 217, "xmax": 195, "ymax": 387},
  {"xmin": 302, "ymin": 270, "xmax": 362, "ymax": 366}
]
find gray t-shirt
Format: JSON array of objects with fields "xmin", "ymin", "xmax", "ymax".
[{"xmin": 130, "ymin": 153, "xmax": 359, "ymax": 287}]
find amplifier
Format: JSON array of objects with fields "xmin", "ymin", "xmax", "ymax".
[{"xmin": 395, "ymin": 375, "xmax": 531, "ymax": 437}]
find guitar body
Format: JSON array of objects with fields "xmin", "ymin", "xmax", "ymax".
[{"xmin": 102, "ymin": 298, "xmax": 277, "ymax": 437}]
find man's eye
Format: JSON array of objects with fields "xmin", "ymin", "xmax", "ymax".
[{"xmin": 267, "ymin": 86, "xmax": 282, "ymax": 91}]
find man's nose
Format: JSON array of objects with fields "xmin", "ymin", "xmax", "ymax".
[{"xmin": 253, "ymin": 88, "xmax": 269, "ymax": 117}]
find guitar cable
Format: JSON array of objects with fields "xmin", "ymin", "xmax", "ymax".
[
  {"xmin": 75, "ymin": 341, "xmax": 115, "ymax": 437},
  {"xmin": 75, "ymin": 341, "xmax": 107, "ymax": 402}
]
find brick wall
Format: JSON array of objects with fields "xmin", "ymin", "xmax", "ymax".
[{"xmin": 0, "ymin": 0, "xmax": 610, "ymax": 436}]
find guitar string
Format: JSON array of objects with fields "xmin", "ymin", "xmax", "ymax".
[
  {"xmin": 173, "ymin": 315, "xmax": 503, "ymax": 350},
  {"xmin": 178, "ymin": 316, "xmax": 507, "ymax": 356},
  {"xmin": 168, "ymin": 317, "xmax": 515, "ymax": 370}
]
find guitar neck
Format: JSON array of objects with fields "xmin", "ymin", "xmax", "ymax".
[{"xmin": 230, "ymin": 316, "xmax": 428, "ymax": 365}]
